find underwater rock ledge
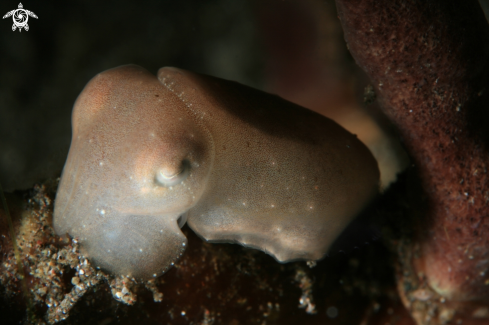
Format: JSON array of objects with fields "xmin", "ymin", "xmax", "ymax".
[{"xmin": 0, "ymin": 180, "xmax": 411, "ymax": 324}]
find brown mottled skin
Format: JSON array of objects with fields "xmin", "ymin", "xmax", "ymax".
[{"xmin": 335, "ymin": 0, "xmax": 489, "ymax": 301}]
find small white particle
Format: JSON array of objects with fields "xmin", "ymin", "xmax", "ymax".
[
  {"xmin": 100, "ymin": 209, "xmax": 105, "ymax": 215},
  {"xmin": 139, "ymin": 249, "xmax": 143, "ymax": 252},
  {"xmin": 99, "ymin": 162, "xmax": 104, "ymax": 166},
  {"xmin": 181, "ymin": 311, "xmax": 186, "ymax": 316}
]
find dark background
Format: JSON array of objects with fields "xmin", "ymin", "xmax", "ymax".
[
  {"xmin": 2, "ymin": 0, "xmax": 489, "ymax": 192},
  {"xmin": 0, "ymin": 0, "xmax": 264, "ymax": 191}
]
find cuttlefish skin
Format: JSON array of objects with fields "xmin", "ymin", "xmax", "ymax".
[{"xmin": 54, "ymin": 65, "xmax": 379, "ymax": 279}]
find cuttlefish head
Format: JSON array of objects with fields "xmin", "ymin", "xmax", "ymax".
[{"xmin": 54, "ymin": 65, "xmax": 213, "ymax": 279}]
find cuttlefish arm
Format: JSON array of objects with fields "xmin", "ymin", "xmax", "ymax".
[{"xmin": 54, "ymin": 65, "xmax": 379, "ymax": 279}]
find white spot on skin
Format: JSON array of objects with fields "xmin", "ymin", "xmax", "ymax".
[
  {"xmin": 99, "ymin": 161, "xmax": 104, "ymax": 166},
  {"xmin": 100, "ymin": 209, "xmax": 105, "ymax": 215}
]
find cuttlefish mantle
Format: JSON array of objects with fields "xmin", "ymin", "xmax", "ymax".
[{"xmin": 53, "ymin": 65, "xmax": 379, "ymax": 279}]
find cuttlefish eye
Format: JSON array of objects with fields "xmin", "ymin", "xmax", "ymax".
[
  {"xmin": 54, "ymin": 64, "xmax": 379, "ymax": 280},
  {"xmin": 155, "ymin": 160, "xmax": 190, "ymax": 187}
]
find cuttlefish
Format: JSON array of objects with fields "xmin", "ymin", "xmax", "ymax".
[{"xmin": 54, "ymin": 65, "xmax": 379, "ymax": 279}]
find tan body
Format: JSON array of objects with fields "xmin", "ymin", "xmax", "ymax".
[{"xmin": 54, "ymin": 65, "xmax": 379, "ymax": 279}]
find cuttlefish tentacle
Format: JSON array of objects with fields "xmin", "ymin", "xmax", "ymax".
[{"xmin": 54, "ymin": 64, "xmax": 379, "ymax": 279}]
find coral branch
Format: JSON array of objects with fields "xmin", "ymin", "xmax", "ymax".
[{"xmin": 335, "ymin": 0, "xmax": 489, "ymax": 301}]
